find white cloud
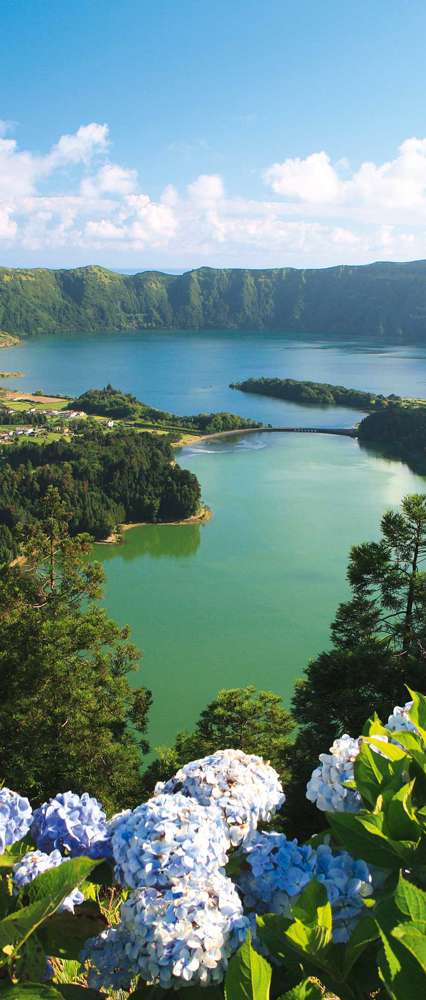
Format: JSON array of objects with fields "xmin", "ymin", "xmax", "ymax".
[
  {"xmin": 45, "ymin": 123, "xmax": 109, "ymax": 169},
  {"xmin": 265, "ymin": 152, "xmax": 343, "ymax": 204},
  {"xmin": 1, "ymin": 125, "xmax": 426, "ymax": 267}
]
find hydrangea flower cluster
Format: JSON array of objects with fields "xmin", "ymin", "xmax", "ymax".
[
  {"xmin": 157, "ymin": 749, "xmax": 285, "ymax": 846},
  {"xmin": 237, "ymin": 832, "xmax": 372, "ymax": 944},
  {"xmin": 236, "ymin": 832, "xmax": 316, "ymax": 913},
  {"xmin": 12, "ymin": 849, "xmax": 84, "ymax": 913},
  {"xmin": 306, "ymin": 735, "xmax": 361, "ymax": 813},
  {"xmin": 119, "ymin": 875, "xmax": 248, "ymax": 988},
  {"xmin": 315, "ymin": 844, "xmax": 373, "ymax": 943},
  {"xmin": 112, "ymin": 792, "xmax": 229, "ymax": 889},
  {"xmin": 31, "ymin": 791, "xmax": 111, "ymax": 859},
  {"xmin": 0, "ymin": 787, "xmax": 32, "ymax": 854},
  {"xmin": 386, "ymin": 700, "xmax": 416, "ymax": 733},
  {"xmin": 81, "ymin": 927, "xmax": 133, "ymax": 992}
]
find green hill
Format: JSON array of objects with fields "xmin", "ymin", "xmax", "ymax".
[{"xmin": 2, "ymin": 260, "xmax": 426, "ymax": 338}]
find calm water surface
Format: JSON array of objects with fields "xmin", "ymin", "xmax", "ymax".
[{"xmin": 2, "ymin": 330, "xmax": 426, "ymax": 747}]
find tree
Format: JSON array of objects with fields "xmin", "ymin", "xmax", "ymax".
[
  {"xmin": 143, "ymin": 686, "xmax": 295, "ymax": 793},
  {"xmin": 331, "ymin": 494, "xmax": 426, "ymax": 656},
  {"xmin": 0, "ymin": 486, "xmax": 152, "ymax": 810},
  {"xmin": 286, "ymin": 495, "xmax": 426, "ymax": 837}
]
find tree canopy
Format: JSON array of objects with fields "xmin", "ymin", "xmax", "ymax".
[{"xmin": 0, "ymin": 486, "xmax": 152, "ymax": 809}]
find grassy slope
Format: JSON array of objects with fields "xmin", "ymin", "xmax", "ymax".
[{"xmin": 1, "ymin": 260, "xmax": 426, "ymax": 338}]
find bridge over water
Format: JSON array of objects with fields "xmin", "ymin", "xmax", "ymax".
[{"xmin": 195, "ymin": 425, "xmax": 358, "ymax": 443}]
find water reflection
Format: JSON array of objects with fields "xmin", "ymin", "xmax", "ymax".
[{"xmin": 96, "ymin": 522, "xmax": 201, "ymax": 562}]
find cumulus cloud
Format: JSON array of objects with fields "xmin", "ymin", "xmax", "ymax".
[
  {"xmin": 263, "ymin": 137, "xmax": 426, "ymax": 223},
  {"xmin": 1, "ymin": 124, "xmax": 426, "ymax": 267}
]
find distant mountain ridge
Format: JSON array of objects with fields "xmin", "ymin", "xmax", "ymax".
[{"xmin": 2, "ymin": 260, "xmax": 426, "ymax": 339}]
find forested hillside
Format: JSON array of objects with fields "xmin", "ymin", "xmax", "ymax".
[{"xmin": 2, "ymin": 260, "xmax": 426, "ymax": 338}]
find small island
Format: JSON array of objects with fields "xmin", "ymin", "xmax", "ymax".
[{"xmin": 230, "ymin": 376, "xmax": 403, "ymax": 411}]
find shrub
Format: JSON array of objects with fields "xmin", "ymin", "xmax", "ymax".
[{"xmin": 1, "ymin": 696, "xmax": 426, "ymax": 997}]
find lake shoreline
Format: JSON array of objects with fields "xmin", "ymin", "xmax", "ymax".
[{"xmin": 99, "ymin": 503, "xmax": 212, "ymax": 544}]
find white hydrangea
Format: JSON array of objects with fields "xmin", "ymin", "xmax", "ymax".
[
  {"xmin": 386, "ymin": 700, "xmax": 416, "ymax": 733},
  {"xmin": 111, "ymin": 792, "xmax": 229, "ymax": 889},
  {"xmin": 120, "ymin": 875, "xmax": 249, "ymax": 988},
  {"xmin": 158, "ymin": 749, "xmax": 285, "ymax": 846},
  {"xmin": 306, "ymin": 735, "xmax": 361, "ymax": 813}
]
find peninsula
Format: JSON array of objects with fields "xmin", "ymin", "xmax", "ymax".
[{"xmin": 2, "ymin": 260, "xmax": 426, "ymax": 340}]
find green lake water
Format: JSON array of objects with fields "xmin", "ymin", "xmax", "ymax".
[
  {"xmin": 2, "ymin": 329, "xmax": 426, "ymax": 749},
  {"xmin": 95, "ymin": 433, "xmax": 425, "ymax": 750}
]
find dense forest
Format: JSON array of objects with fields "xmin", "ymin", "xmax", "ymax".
[
  {"xmin": 231, "ymin": 376, "xmax": 400, "ymax": 410},
  {"xmin": 0, "ymin": 427, "xmax": 201, "ymax": 563},
  {"xmin": 70, "ymin": 385, "xmax": 263, "ymax": 433},
  {"xmin": 358, "ymin": 405, "xmax": 426, "ymax": 475},
  {"xmin": 2, "ymin": 260, "xmax": 426, "ymax": 339}
]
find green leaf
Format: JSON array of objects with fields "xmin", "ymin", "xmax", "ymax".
[
  {"xmin": 392, "ymin": 921, "xmax": 426, "ymax": 972},
  {"xmin": 0, "ymin": 987, "xmax": 64, "ymax": 999},
  {"xmin": 0, "ymin": 857, "xmax": 101, "ymax": 963},
  {"xmin": 278, "ymin": 981, "xmax": 322, "ymax": 999},
  {"xmin": 287, "ymin": 880, "xmax": 332, "ymax": 955},
  {"xmin": 394, "ymin": 874, "xmax": 426, "ymax": 923},
  {"xmin": 407, "ymin": 689, "xmax": 426, "ymax": 742},
  {"xmin": 354, "ymin": 743, "xmax": 394, "ymax": 808},
  {"xmin": 342, "ymin": 914, "xmax": 379, "ymax": 975},
  {"xmin": 366, "ymin": 737, "xmax": 406, "ymax": 761},
  {"xmin": 327, "ymin": 810, "xmax": 402, "ymax": 868},
  {"xmin": 55, "ymin": 987, "xmax": 103, "ymax": 1000},
  {"xmin": 385, "ymin": 781, "xmax": 421, "ymax": 841},
  {"xmin": 25, "ymin": 857, "xmax": 101, "ymax": 907},
  {"xmin": 225, "ymin": 932, "xmax": 272, "ymax": 1000},
  {"xmin": 39, "ymin": 901, "xmax": 106, "ymax": 960}
]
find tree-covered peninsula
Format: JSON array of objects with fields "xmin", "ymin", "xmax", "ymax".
[
  {"xmin": 358, "ymin": 405, "xmax": 426, "ymax": 475},
  {"xmin": 0, "ymin": 427, "xmax": 202, "ymax": 564},
  {"xmin": 230, "ymin": 376, "xmax": 401, "ymax": 410},
  {"xmin": 3, "ymin": 259, "xmax": 426, "ymax": 339}
]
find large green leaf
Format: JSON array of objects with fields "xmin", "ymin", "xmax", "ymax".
[
  {"xmin": 286, "ymin": 881, "xmax": 332, "ymax": 957},
  {"xmin": 39, "ymin": 901, "xmax": 106, "ymax": 960},
  {"xmin": 327, "ymin": 810, "xmax": 409, "ymax": 868},
  {"xmin": 342, "ymin": 914, "xmax": 379, "ymax": 976},
  {"xmin": 224, "ymin": 933, "xmax": 271, "ymax": 1000},
  {"xmin": 392, "ymin": 921, "xmax": 426, "ymax": 972},
  {"xmin": 25, "ymin": 857, "xmax": 101, "ymax": 906},
  {"xmin": 393, "ymin": 874, "xmax": 426, "ymax": 923},
  {"xmin": 0, "ymin": 857, "xmax": 101, "ymax": 963},
  {"xmin": 385, "ymin": 781, "xmax": 420, "ymax": 841},
  {"xmin": 0, "ymin": 987, "xmax": 61, "ymax": 999}
]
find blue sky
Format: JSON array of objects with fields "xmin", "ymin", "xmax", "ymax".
[{"xmin": 2, "ymin": 0, "xmax": 426, "ymax": 269}]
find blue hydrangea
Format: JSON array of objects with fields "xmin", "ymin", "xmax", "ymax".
[
  {"xmin": 12, "ymin": 849, "xmax": 84, "ymax": 913},
  {"xmin": 112, "ymin": 792, "xmax": 229, "ymax": 890},
  {"xmin": 31, "ymin": 791, "xmax": 111, "ymax": 859},
  {"xmin": 0, "ymin": 787, "xmax": 32, "ymax": 854},
  {"xmin": 306, "ymin": 735, "xmax": 362, "ymax": 813},
  {"xmin": 158, "ymin": 749, "xmax": 285, "ymax": 846},
  {"xmin": 237, "ymin": 834, "xmax": 372, "ymax": 945},
  {"xmin": 315, "ymin": 844, "xmax": 373, "ymax": 943},
  {"xmin": 119, "ymin": 874, "xmax": 248, "ymax": 988},
  {"xmin": 236, "ymin": 832, "xmax": 316, "ymax": 913},
  {"xmin": 81, "ymin": 926, "xmax": 133, "ymax": 992},
  {"xmin": 386, "ymin": 700, "xmax": 416, "ymax": 733}
]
